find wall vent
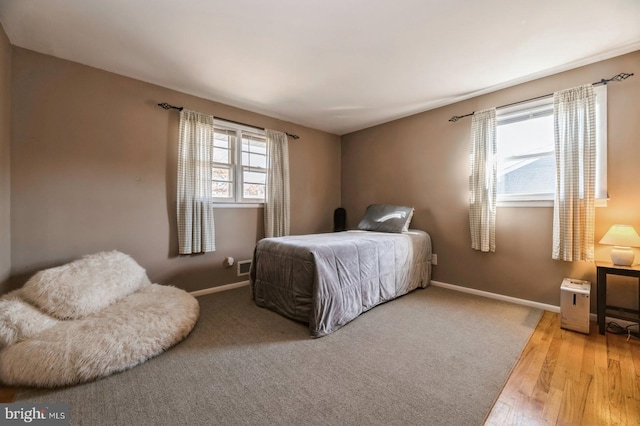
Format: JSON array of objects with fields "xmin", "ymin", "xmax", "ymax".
[{"xmin": 237, "ymin": 260, "xmax": 252, "ymax": 276}]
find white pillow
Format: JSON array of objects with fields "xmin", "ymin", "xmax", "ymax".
[{"xmin": 22, "ymin": 251, "xmax": 151, "ymax": 320}]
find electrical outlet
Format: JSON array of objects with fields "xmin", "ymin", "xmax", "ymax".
[{"xmin": 431, "ymin": 254, "xmax": 438, "ymax": 265}]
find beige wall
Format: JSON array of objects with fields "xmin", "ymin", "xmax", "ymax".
[
  {"xmin": 342, "ymin": 51, "xmax": 640, "ymax": 310},
  {"xmin": 0, "ymin": 23, "xmax": 10, "ymax": 293},
  {"xmin": 9, "ymin": 47, "xmax": 341, "ymax": 292},
  {"xmin": 6, "ymin": 42, "xmax": 639, "ymax": 311}
]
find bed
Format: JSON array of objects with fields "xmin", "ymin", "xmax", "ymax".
[{"xmin": 250, "ymin": 204, "xmax": 432, "ymax": 337}]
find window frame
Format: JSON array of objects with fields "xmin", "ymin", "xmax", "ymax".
[
  {"xmin": 211, "ymin": 119, "xmax": 267, "ymax": 207},
  {"xmin": 496, "ymin": 85, "xmax": 607, "ymax": 208}
]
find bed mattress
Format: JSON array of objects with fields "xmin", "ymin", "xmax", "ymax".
[{"xmin": 250, "ymin": 230, "xmax": 432, "ymax": 337}]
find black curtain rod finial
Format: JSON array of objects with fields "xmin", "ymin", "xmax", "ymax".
[
  {"xmin": 157, "ymin": 102, "xmax": 183, "ymax": 111},
  {"xmin": 606, "ymin": 72, "xmax": 633, "ymax": 83},
  {"xmin": 599, "ymin": 72, "xmax": 633, "ymax": 85},
  {"xmin": 449, "ymin": 112, "xmax": 474, "ymax": 122}
]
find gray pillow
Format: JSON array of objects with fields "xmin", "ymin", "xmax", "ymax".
[{"xmin": 357, "ymin": 204, "xmax": 414, "ymax": 233}]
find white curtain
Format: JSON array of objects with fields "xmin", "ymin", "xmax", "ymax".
[
  {"xmin": 469, "ymin": 108, "xmax": 497, "ymax": 252},
  {"xmin": 552, "ymin": 84, "xmax": 596, "ymax": 261},
  {"xmin": 264, "ymin": 129, "xmax": 290, "ymax": 238},
  {"xmin": 177, "ymin": 109, "xmax": 216, "ymax": 254}
]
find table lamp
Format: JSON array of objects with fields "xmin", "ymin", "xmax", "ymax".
[{"xmin": 599, "ymin": 224, "xmax": 640, "ymax": 266}]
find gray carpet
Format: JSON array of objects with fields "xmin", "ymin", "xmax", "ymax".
[{"xmin": 16, "ymin": 285, "xmax": 542, "ymax": 426}]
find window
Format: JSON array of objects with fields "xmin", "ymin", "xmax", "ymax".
[
  {"xmin": 211, "ymin": 120, "xmax": 267, "ymax": 205},
  {"xmin": 496, "ymin": 85, "xmax": 607, "ymax": 206}
]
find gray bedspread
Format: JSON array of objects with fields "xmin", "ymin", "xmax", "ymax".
[{"xmin": 250, "ymin": 230, "xmax": 432, "ymax": 337}]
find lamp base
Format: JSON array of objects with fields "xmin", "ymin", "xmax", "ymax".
[{"xmin": 610, "ymin": 246, "xmax": 635, "ymax": 266}]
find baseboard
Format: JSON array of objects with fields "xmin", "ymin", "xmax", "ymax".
[
  {"xmin": 430, "ymin": 280, "xmax": 640, "ymax": 328},
  {"xmin": 189, "ymin": 280, "xmax": 250, "ymax": 297},
  {"xmin": 190, "ymin": 279, "xmax": 637, "ymax": 329},
  {"xmin": 195, "ymin": 280, "xmax": 561, "ymax": 310},
  {"xmin": 430, "ymin": 280, "xmax": 560, "ymax": 313}
]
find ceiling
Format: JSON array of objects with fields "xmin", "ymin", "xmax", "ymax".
[{"xmin": 1, "ymin": 1, "xmax": 639, "ymax": 135}]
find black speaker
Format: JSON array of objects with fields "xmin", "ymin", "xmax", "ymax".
[{"xmin": 333, "ymin": 208, "xmax": 346, "ymax": 232}]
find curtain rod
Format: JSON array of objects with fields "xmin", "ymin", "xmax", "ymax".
[
  {"xmin": 448, "ymin": 72, "xmax": 634, "ymax": 123},
  {"xmin": 157, "ymin": 102, "xmax": 300, "ymax": 139}
]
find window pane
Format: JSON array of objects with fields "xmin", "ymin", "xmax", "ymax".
[
  {"xmin": 244, "ymin": 170, "xmax": 266, "ymax": 184},
  {"xmin": 214, "ymin": 130, "xmax": 236, "ymax": 167},
  {"xmin": 498, "ymin": 115, "xmax": 553, "ymax": 159},
  {"xmin": 497, "ymin": 114, "xmax": 555, "ymax": 196},
  {"xmin": 242, "ymin": 139, "xmax": 267, "ymax": 153},
  {"xmin": 214, "ymin": 134, "xmax": 230, "ymax": 148},
  {"xmin": 213, "ymin": 148, "xmax": 231, "ymax": 164},
  {"xmin": 212, "ymin": 167, "xmax": 231, "ymax": 182},
  {"xmin": 498, "ymin": 154, "xmax": 555, "ymax": 195},
  {"xmin": 243, "ymin": 183, "xmax": 265, "ymax": 199},
  {"xmin": 241, "ymin": 136, "xmax": 267, "ymax": 169},
  {"xmin": 212, "ymin": 182, "xmax": 232, "ymax": 198},
  {"xmin": 242, "ymin": 152, "xmax": 267, "ymax": 168},
  {"xmin": 243, "ymin": 169, "xmax": 266, "ymax": 200}
]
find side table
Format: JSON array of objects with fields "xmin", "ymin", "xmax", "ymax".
[{"xmin": 595, "ymin": 261, "xmax": 640, "ymax": 335}]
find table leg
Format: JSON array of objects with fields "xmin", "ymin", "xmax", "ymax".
[{"xmin": 597, "ymin": 268, "xmax": 606, "ymax": 334}]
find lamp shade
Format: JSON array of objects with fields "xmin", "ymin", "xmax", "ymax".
[
  {"xmin": 599, "ymin": 225, "xmax": 640, "ymax": 247},
  {"xmin": 599, "ymin": 225, "xmax": 640, "ymax": 266}
]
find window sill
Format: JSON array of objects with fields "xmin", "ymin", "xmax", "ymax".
[
  {"xmin": 497, "ymin": 200, "xmax": 553, "ymax": 208},
  {"xmin": 497, "ymin": 199, "xmax": 608, "ymax": 208},
  {"xmin": 213, "ymin": 203, "xmax": 264, "ymax": 209}
]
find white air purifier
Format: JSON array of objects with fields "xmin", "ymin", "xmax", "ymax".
[{"xmin": 560, "ymin": 278, "xmax": 591, "ymax": 334}]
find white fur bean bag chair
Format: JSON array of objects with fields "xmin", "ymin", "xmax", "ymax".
[{"xmin": 0, "ymin": 251, "xmax": 199, "ymax": 388}]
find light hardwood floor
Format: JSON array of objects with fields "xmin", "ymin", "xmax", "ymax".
[
  {"xmin": 1, "ymin": 311, "xmax": 639, "ymax": 425},
  {"xmin": 486, "ymin": 311, "xmax": 640, "ymax": 425}
]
